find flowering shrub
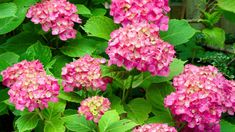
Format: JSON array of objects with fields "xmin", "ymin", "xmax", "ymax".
[
  {"xmin": 26, "ymin": 0, "xmax": 81, "ymax": 40},
  {"xmin": 106, "ymin": 23, "xmax": 175, "ymax": 76},
  {"xmin": 0, "ymin": 0, "xmax": 235, "ymax": 132},
  {"xmin": 110, "ymin": 0, "xmax": 170, "ymax": 31},
  {"xmin": 62, "ymin": 55, "xmax": 109, "ymax": 92},
  {"xmin": 1, "ymin": 60, "xmax": 59, "ymax": 112},
  {"xmin": 78, "ymin": 96, "xmax": 111, "ymax": 123}
]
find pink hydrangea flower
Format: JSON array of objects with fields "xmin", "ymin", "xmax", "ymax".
[
  {"xmin": 110, "ymin": 0, "xmax": 170, "ymax": 31},
  {"xmin": 132, "ymin": 123, "xmax": 177, "ymax": 132},
  {"xmin": 222, "ymin": 80, "xmax": 235, "ymax": 115},
  {"xmin": 62, "ymin": 55, "xmax": 110, "ymax": 92},
  {"xmin": 78, "ymin": 96, "xmax": 111, "ymax": 123},
  {"xmin": 181, "ymin": 124, "xmax": 220, "ymax": 132},
  {"xmin": 1, "ymin": 60, "xmax": 44, "ymax": 88},
  {"xmin": 164, "ymin": 64, "xmax": 233, "ymax": 131},
  {"xmin": 26, "ymin": 0, "xmax": 81, "ymax": 41},
  {"xmin": 106, "ymin": 23, "xmax": 175, "ymax": 76},
  {"xmin": 1, "ymin": 60, "xmax": 60, "ymax": 112}
]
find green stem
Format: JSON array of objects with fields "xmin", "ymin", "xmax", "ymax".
[
  {"xmin": 121, "ymin": 75, "xmax": 134, "ymax": 104},
  {"xmin": 36, "ymin": 109, "xmax": 44, "ymax": 121},
  {"xmin": 121, "ymin": 88, "xmax": 126, "ymax": 104}
]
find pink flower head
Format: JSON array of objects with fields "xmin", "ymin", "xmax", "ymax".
[
  {"xmin": 164, "ymin": 64, "xmax": 229, "ymax": 131},
  {"xmin": 62, "ymin": 55, "xmax": 109, "ymax": 92},
  {"xmin": 222, "ymin": 80, "xmax": 235, "ymax": 115},
  {"xmin": 106, "ymin": 23, "xmax": 175, "ymax": 76},
  {"xmin": 78, "ymin": 96, "xmax": 111, "ymax": 123},
  {"xmin": 110, "ymin": 0, "xmax": 170, "ymax": 31},
  {"xmin": 1, "ymin": 60, "xmax": 60, "ymax": 112},
  {"xmin": 26, "ymin": 0, "xmax": 81, "ymax": 41},
  {"xmin": 1, "ymin": 60, "xmax": 44, "ymax": 88},
  {"xmin": 132, "ymin": 123, "xmax": 177, "ymax": 132}
]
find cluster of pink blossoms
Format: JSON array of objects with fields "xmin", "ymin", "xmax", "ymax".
[
  {"xmin": 62, "ymin": 55, "xmax": 110, "ymax": 92},
  {"xmin": 1, "ymin": 60, "xmax": 60, "ymax": 112},
  {"xmin": 26, "ymin": 0, "xmax": 81, "ymax": 41},
  {"xmin": 106, "ymin": 23, "xmax": 175, "ymax": 76},
  {"xmin": 78, "ymin": 96, "xmax": 111, "ymax": 123},
  {"xmin": 110, "ymin": 0, "xmax": 170, "ymax": 31},
  {"xmin": 132, "ymin": 123, "xmax": 177, "ymax": 132},
  {"xmin": 108, "ymin": 0, "xmax": 174, "ymax": 76},
  {"xmin": 164, "ymin": 64, "xmax": 235, "ymax": 131}
]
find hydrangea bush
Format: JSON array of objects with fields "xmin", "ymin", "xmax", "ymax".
[{"xmin": 0, "ymin": 0, "xmax": 234, "ymax": 132}]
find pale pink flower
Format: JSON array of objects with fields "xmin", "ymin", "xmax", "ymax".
[
  {"xmin": 78, "ymin": 96, "xmax": 111, "ymax": 123},
  {"xmin": 132, "ymin": 123, "xmax": 177, "ymax": 132},
  {"xmin": 106, "ymin": 23, "xmax": 175, "ymax": 76},
  {"xmin": 110, "ymin": 0, "xmax": 170, "ymax": 31},
  {"xmin": 1, "ymin": 60, "xmax": 60, "ymax": 112},
  {"xmin": 26, "ymin": 0, "xmax": 81, "ymax": 41},
  {"xmin": 62, "ymin": 55, "xmax": 110, "ymax": 92}
]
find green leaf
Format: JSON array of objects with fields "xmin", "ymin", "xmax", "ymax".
[
  {"xmin": 145, "ymin": 82, "xmax": 174, "ymax": 124},
  {"xmin": 126, "ymin": 98, "xmax": 152, "ymax": 124},
  {"xmin": 109, "ymin": 95, "xmax": 125, "ymax": 114},
  {"xmin": 60, "ymin": 38, "xmax": 107, "ymax": 57},
  {"xmin": 91, "ymin": 8, "xmax": 107, "ymax": 16},
  {"xmin": 0, "ymin": 0, "xmax": 39, "ymax": 34},
  {"xmin": 83, "ymin": 16, "xmax": 118, "ymax": 40},
  {"xmin": 0, "ymin": 88, "xmax": 9, "ymax": 102},
  {"xmin": 0, "ymin": 3, "xmax": 17, "ymax": 18},
  {"xmin": 176, "ymin": 36, "xmax": 205, "ymax": 60},
  {"xmin": 0, "ymin": 60, "xmax": 9, "ymax": 81},
  {"xmin": 44, "ymin": 118, "xmax": 65, "ymax": 132},
  {"xmin": 202, "ymin": 27, "xmax": 225, "ymax": 49},
  {"xmin": 92, "ymin": 0, "xmax": 106, "ymax": 5},
  {"xmin": 64, "ymin": 109, "xmax": 77, "ymax": 116},
  {"xmin": 221, "ymin": 120, "xmax": 235, "ymax": 132},
  {"xmin": 76, "ymin": 4, "xmax": 91, "ymax": 15},
  {"xmin": 101, "ymin": 65, "xmax": 136, "ymax": 89},
  {"xmin": 0, "ymin": 52, "xmax": 19, "ymax": 81},
  {"xmin": 15, "ymin": 112, "xmax": 40, "ymax": 132},
  {"xmin": 0, "ymin": 102, "xmax": 8, "ymax": 116},
  {"xmin": 218, "ymin": 0, "xmax": 235, "ymax": 13},
  {"xmin": 98, "ymin": 110, "xmax": 120, "ymax": 132},
  {"xmin": 160, "ymin": 19, "xmax": 196, "ymax": 46},
  {"xmin": 145, "ymin": 114, "xmax": 175, "ymax": 126},
  {"xmin": 0, "ymin": 52, "xmax": 19, "ymax": 65},
  {"xmin": 223, "ymin": 10, "xmax": 235, "ymax": 23},
  {"xmin": 0, "ymin": 32, "xmax": 42, "ymax": 55},
  {"xmin": 63, "ymin": 115, "xmax": 96, "ymax": 132},
  {"xmin": 58, "ymin": 91, "xmax": 82, "ymax": 103},
  {"xmin": 142, "ymin": 59, "xmax": 185, "ymax": 84},
  {"xmin": 50, "ymin": 55, "xmax": 72, "ymax": 78},
  {"xmin": 132, "ymin": 73, "xmax": 144, "ymax": 88},
  {"xmin": 41, "ymin": 100, "xmax": 66, "ymax": 120},
  {"xmin": 202, "ymin": 11, "xmax": 222, "ymax": 27},
  {"xmin": 24, "ymin": 41, "xmax": 52, "ymax": 65},
  {"xmin": 105, "ymin": 119, "xmax": 137, "ymax": 132}
]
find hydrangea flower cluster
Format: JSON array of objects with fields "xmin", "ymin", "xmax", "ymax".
[
  {"xmin": 110, "ymin": 0, "xmax": 170, "ymax": 31},
  {"xmin": 106, "ymin": 23, "xmax": 175, "ymax": 76},
  {"xmin": 78, "ymin": 96, "xmax": 111, "ymax": 123},
  {"xmin": 62, "ymin": 55, "xmax": 109, "ymax": 92},
  {"xmin": 1, "ymin": 60, "xmax": 60, "ymax": 112},
  {"xmin": 132, "ymin": 123, "xmax": 177, "ymax": 132},
  {"xmin": 222, "ymin": 79, "xmax": 235, "ymax": 115},
  {"xmin": 26, "ymin": 0, "xmax": 81, "ymax": 41},
  {"xmin": 164, "ymin": 64, "xmax": 235, "ymax": 131}
]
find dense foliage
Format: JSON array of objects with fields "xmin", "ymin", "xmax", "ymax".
[{"xmin": 0, "ymin": 0, "xmax": 235, "ymax": 132}]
